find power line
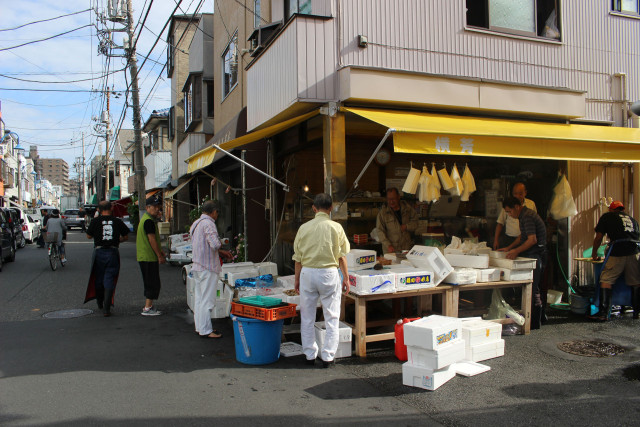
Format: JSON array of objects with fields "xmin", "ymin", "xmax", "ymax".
[
  {"xmin": 133, "ymin": 0, "xmax": 155, "ymax": 50},
  {"xmin": 0, "ymin": 8, "xmax": 91, "ymax": 32},
  {"xmin": 0, "ymin": 87, "xmax": 123, "ymax": 93},
  {"xmin": 0, "ymin": 68, "xmax": 126, "ymax": 84},
  {"xmin": 1, "ymin": 98, "xmax": 95, "ymax": 108},
  {"xmin": 0, "ymin": 24, "xmax": 94, "ymax": 52}
]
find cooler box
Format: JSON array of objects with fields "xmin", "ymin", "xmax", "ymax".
[
  {"xmin": 403, "ymin": 315, "xmax": 462, "ymax": 351},
  {"xmin": 461, "ymin": 320, "xmax": 502, "ymax": 346},
  {"xmin": 402, "ymin": 362, "xmax": 456, "ymax": 391},
  {"xmin": 498, "ymin": 268, "xmax": 534, "ymax": 281},
  {"xmin": 465, "ymin": 339, "xmax": 505, "ymax": 362},
  {"xmin": 221, "ymin": 262, "xmax": 255, "ymax": 281},
  {"xmin": 388, "ymin": 267, "xmax": 435, "ymax": 291},
  {"xmin": 406, "ymin": 246, "xmax": 453, "ymax": 285},
  {"xmin": 257, "ymin": 262, "xmax": 278, "ymax": 277},
  {"xmin": 314, "ymin": 321, "xmax": 352, "ymax": 359},
  {"xmin": 348, "ymin": 270, "xmax": 396, "ymax": 295},
  {"xmin": 406, "ymin": 339, "xmax": 466, "ymax": 370},
  {"xmin": 443, "ymin": 268, "xmax": 477, "ymax": 285},
  {"xmin": 346, "ymin": 249, "xmax": 377, "ymax": 271},
  {"xmin": 444, "ymin": 254, "xmax": 490, "ymax": 269},
  {"xmin": 476, "ymin": 268, "xmax": 501, "ymax": 282}
]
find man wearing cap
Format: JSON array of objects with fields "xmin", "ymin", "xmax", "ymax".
[
  {"xmin": 293, "ymin": 193, "xmax": 350, "ymax": 368},
  {"xmin": 137, "ymin": 194, "xmax": 166, "ymax": 316},
  {"xmin": 588, "ymin": 201, "xmax": 640, "ymax": 321}
]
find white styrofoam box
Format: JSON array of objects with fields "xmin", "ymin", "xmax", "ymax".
[
  {"xmin": 403, "ymin": 315, "xmax": 462, "ymax": 351},
  {"xmin": 445, "ymin": 253, "xmax": 490, "ymax": 269},
  {"xmin": 475, "ymin": 268, "xmax": 501, "ymax": 282},
  {"xmin": 169, "ymin": 253, "xmax": 191, "ymax": 262},
  {"xmin": 465, "ymin": 339, "xmax": 505, "ymax": 362},
  {"xmin": 406, "ymin": 246, "xmax": 453, "ymax": 285},
  {"xmin": 315, "ymin": 321, "xmax": 352, "ymax": 359},
  {"xmin": 401, "ymin": 259, "xmax": 414, "ymax": 267},
  {"xmin": 227, "ymin": 268, "xmax": 259, "ymax": 287},
  {"xmin": 174, "ymin": 244, "xmax": 193, "ymax": 255},
  {"xmin": 490, "ymin": 250, "xmax": 507, "ymax": 259},
  {"xmin": 277, "ymin": 275, "xmax": 295, "ymax": 289},
  {"xmin": 280, "ymin": 342, "xmax": 304, "ymax": 357},
  {"xmin": 402, "ymin": 362, "xmax": 456, "ymax": 391},
  {"xmin": 499, "ymin": 268, "xmax": 534, "ymax": 281},
  {"xmin": 346, "ymin": 249, "xmax": 377, "ymax": 271},
  {"xmin": 348, "ymin": 270, "xmax": 396, "ymax": 295},
  {"xmin": 490, "ymin": 257, "xmax": 537, "ymax": 269},
  {"xmin": 221, "ymin": 262, "xmax": 255, "ymax": 281},
  {"xmin": 388, "ymin": 267, "xmax": 435, "ymax": 291},
  {"xmin": 462, "ymin": 320, "xmax": 502, "ymax": 346},
  {"xmin": 476, "ymin": 247, "xmax": 492, "ymax": 255},
  {"xmin": 443, "ymin": 268, "xmax": 477, "ymax": 285},
  {"xmin": 453, "ymin": 361, "xmax": 491, "ymax": 377},
  {"xmin": 211, "ymin": 297, "xmax": 232, "ymax": 318},
  {"xmin": 406, "ymin": 339, "xmax": 466, "ymax": 370},
  {"xmin": 257, "ymin": 262, "xmax": 278, "ymax": 277},
  {"xmin": 170, "ymin": 233, "xmax": 191, "ymax": 248}
]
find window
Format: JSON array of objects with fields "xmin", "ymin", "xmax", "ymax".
[
  {"xmin": 612, "ymin": 0, "xmax": 639, "ymax": 14},
  {"xmin": 184, "ymin": 82, "xmax": 192, "ymax": 130},
  {"xmin": 169, "ymin": 107, "xmax": 175, "ymax": 140},
  {"xmin": 167, "ymin": 34, "xmax": 175, "ymax": 77},
  {"xmin": 206, "ymin": 82, "xmax": 214, "ymax": 117},
  {"xmin": 254, "ymin": 0, "xmax": 262, "ymax": 28},
  {"xmin": 222, "ymin": 33, "xmax": 238, "ymax": 98},
  {"xmin": 286, "ymin": 0, "xmax": 312, "ymax": 19},
  {"xmin": 466, "ymin": 0, "xmax": 561, "ymax": 39}
]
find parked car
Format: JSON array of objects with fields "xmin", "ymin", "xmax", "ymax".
[
  {"xmin": 23, "ymin": 215, "xmax": 41, "ymax": 244},
  {"xmin": 10, "ymin": 208, "xmax": 33, "ymax": 246},
  {"xmin": 0, "ymin": 209, "xmax": 17, "ymax": 271},
  {"xmin": 1, "ymin": 208, "xmax": 25, "ymax": 249},
  {"xmin": 62, "ymin": 209, "xmax": 84, "ymax": 230}
]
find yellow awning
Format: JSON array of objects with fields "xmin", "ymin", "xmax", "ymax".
[
  {"xmin": 187, "ymin": 110, "xmax": 319, "ymax": 173},
  {"xmin": 344, "ymin": 107, "xmax": 640, "ymax": 162},
  {"xmin": 165, "ymin": 177, "xmax": 192, "ymax": 199}
]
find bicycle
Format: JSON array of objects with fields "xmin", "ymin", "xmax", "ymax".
[{"xmin": 44, "ymin": 232, "xmax": 65, "ymax": 271}]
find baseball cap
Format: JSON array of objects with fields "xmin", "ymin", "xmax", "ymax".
[
  {"xmin": 609, "ymin": 200, "xmax": 624, "ymax": 210},
  {"xmin": 146, "ymin": 194, "xmax": 162, "ymax": 206}
]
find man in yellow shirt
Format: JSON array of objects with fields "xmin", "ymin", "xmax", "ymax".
[{"xmin": 293, "ymin": 193, "xmax": 350, "ymax": 368}]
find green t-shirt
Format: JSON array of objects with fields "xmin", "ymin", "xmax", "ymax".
[{"xmin": 136, "ymin": 212, "xmax": 160, "ymax": 262}]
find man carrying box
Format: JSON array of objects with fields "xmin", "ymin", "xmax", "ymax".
[{"xmin": 293, "ymin": 193, "xmax": 350, "ymax": 367}]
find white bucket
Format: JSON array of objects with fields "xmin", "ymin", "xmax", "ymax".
[{"xmin": 547, "ymin": 290, "xmax": 563, "ymax": 305}]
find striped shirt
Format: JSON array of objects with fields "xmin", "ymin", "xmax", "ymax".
[{"xmin": 189, "ymin": 214, "xmax": 222, "ymax": 273}]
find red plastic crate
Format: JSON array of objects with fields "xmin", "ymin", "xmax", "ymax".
[
  {"xmin": 353, "ymin": 234, "xmax": 368, "ymax": 244},
  {"xmin": 231, "ymin": 301, "xmax": 297, "ymax": 321}
]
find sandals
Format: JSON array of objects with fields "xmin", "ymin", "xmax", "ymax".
[{"xmin": 197, "ymin": 330, "xmax": 223, "ymax": 339}]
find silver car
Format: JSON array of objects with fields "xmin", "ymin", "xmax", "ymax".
[{"xmin": 62, "ymin": 209, "xmax": 84, "ymax": 229}]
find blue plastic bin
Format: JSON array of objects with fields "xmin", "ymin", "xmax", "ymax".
[{"xmin": 231, "ymin": 315, "xmax": 284, "ymax": 365}]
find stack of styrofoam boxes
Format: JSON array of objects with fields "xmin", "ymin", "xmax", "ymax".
[
  {"xmin": 256, "ymin": 261, "xmax": 278, "ymax": 278},
  {"xmin": 169, "ymin": 233, "xmax": 192, "ymax": 261},
  {"xmin": 348, "ymin": 270, "xmax": 396, "ymax": 295},
  {"xmin": 443, "ymin": 253, "xmax": 491, "ymax": 285},
  {"xmin": 186, "ymin": 270, "xmax": 196, "ymax": 311},
  {"xmin": 221, "ymin": 262, "xmax": 255, "ymax": 282},
  {"xmin": 346, "ymin": 249, "xmax": 377, "ymax": 271},
  {"xmin": 314, "ymin": 321, "xmax": 352, "ymax": 359},
  {"xmin": 402, "ymin": 315, "xmax": 465, "ymax": 391},
  {"xmin": 387, "ymin": 266, "xmax": 435, "ymax": 291},
  {"xmin": 406, "ymin": 246, "xmax": 454, "ymax": 286},
  {"xmin": 461, "ymin": 319, "xmax": 505, "ymax": 362},
  {"xmin": 489, "ymin": 255, "xmax": 537, "ymax": 281}
]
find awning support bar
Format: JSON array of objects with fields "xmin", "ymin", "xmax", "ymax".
[
  {"xmin": 352, "ymin": 128, "xmax": 394, "ymax": 189},
  {"xmin": 212, "ymin": 144, "xmax": 290, "ymax": 192}
]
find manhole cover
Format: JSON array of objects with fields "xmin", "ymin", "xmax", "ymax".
[
  {"xmin": 43, "ymin": 309, "xmax": 93, "ymax": 319},
  {"xmin": 557, "ymin": 340, "xmax": 625, "ymax": 358}
]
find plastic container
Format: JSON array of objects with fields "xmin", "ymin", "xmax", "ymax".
[
  {"xmin": 239, "ymin": 296, "xmax": 283, "ymax": 307},
  {"xmin": 232, "ymin": 315, "xmax": 284, "ymax": 365},
  {"xmin": 231, "ymin": 301, "xmax": 297, "ymax": 321},
  {"xmin": 547, "ymin": 290, "xmax": 563, "ymax": 305},
  {"xmin": 394, "ymin": 317, "xmax": 421, "ymax": 361},
  {"xmin": 402, "ymin": 362, "xmax": 456, "ymax": 391}
]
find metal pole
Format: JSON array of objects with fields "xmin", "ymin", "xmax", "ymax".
[
  {"xmin": 241, "ymin": 150, "xmax": 248, "ymax": 261},
  {"xmin": 17, "ymin": 150, "xmax": 22, "ymax": 207},
  {"xmin": 82, "ymin": 132, "xmax": 86, "ymax": 204},
  {"xmin": 212, "ymin": 143, "xmax": 290, "ymax": 191},
  {"xmin": 105, "ymin": 90, "xmax": 110, "ymax": 201},
  {"xmin": 126, "ymin": 0, "xmax": 147, "ymax": 217}
]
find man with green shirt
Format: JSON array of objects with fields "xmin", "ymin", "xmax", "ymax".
[{"xmin": 137, "ymin": 194, "xmax": 166, "ymax": 316}]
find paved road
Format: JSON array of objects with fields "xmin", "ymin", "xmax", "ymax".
[{"xmin": 2, "ymin": 231, "xmax": 640, "ymax": 426}]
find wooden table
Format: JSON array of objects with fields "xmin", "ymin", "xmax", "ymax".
[{"xmin": 341, "ymin": 280, "xmax": 532, "ymax": 357}]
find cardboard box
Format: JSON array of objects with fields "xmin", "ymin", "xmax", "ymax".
[
  {"xmin": 475, "ymin": 268, "xmax": 501, "ymax": 282},
  {"xmin": 443, "ymin": 268, "xmax": 477, "ymax": 285},
  {"xmin": 462, "ymin": 320, "xmax": 502, "ymax": 346},
  {"xmin": 490, "ymin": 257, "xmax": 537, "ymax": 269},
  {"xmin": 406, "ymin": 246, "xmax": 453, "ymax": 285},
  {"xmin": 444, "ymin": 253, "xmax": 490, "ymax": 269},
  {"xmin": 315, "ymin": 321, "xmax": 352, "ymax": 359},
  {"xmin": 403, "ymin": 315, "xmax": 462, "ymax": 350},
  {"xmin": 346, "ymin": 249, "xmax": 377, "ymax": 271},
  {"xmin": 348, "ymin": 270, "xmax": 396, "ymax": 295},
  {"xmin": 465, "ymin": 339, "xmax": 505, "ymax": 362},
  {"xmin": 499, "ymin": 268, "xmax": 534, "ymax": 281},
  {"xmin": 387, "ymin": 267, "xmax": 435, "ymax": 291},
  {"xmin": 402, "ymin": 362, "xmax": 456, "ymax": 391},
  {"xmin": 406, "ymin": 339, "xmax": 466, "ymax": 370}
]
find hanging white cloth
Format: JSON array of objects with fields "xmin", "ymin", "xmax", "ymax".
[
  {"xmin": 402, "ymin": 165, "xmax": 421, "ymax": 195},
  {"xmin": 429, "ymin": 164, "xmax": 441, "ymax": 202},
  {"xmin": 417, "ymin": 166, "xmax": 430, "ymax": 202},
  {"xmin": 549, "ymin": 174, "xmax": 578, "ymax": 220},
  {"xmin": 450, "ymin": 164, "xmax": 463, "ymax": 196},
  {"xmin": 460, "ymin": 164, "xmax": 477, "ymax": 202},
  {"xmin": 437, "ymin": 166, "xmax": 454, "ymax": 192}
]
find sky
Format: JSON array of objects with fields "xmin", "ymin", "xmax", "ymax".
[{"xmin": 0, "ymin": 0, "xmax": 213, "ymax": 180}]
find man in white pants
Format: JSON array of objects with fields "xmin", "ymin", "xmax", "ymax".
[
  {"xmin": 190, "ymin": 200, "xmax": 233, "ymax": 338},
  {"xmin": 293, "ymin": 193, "xmax": 350, "ymax": 367}
]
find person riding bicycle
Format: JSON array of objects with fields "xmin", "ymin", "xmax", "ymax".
[{"xmin": 43, "ymin": 209, "xmax": 67, "ymax": 265}]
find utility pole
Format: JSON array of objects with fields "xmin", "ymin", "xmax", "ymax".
[
  {"xmin": 82, "ymin": 132, "xmax": 86, "ymax": 204},
  {"xmin": 125, "ymin": 0, "xmax": 147, "ymax": 216},
  {"xmin": 105, "ymin": 90, "xmax": 110, "ymax": 201}
]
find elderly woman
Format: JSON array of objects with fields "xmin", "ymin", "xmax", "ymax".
[{"xmin": 44, "ymin": 209, "xmax": 67, "ymax": 264}]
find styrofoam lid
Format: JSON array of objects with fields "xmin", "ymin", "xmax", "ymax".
[{"xmin": 454, "ymin": 361, "xmax": 491, "ymax": 377}]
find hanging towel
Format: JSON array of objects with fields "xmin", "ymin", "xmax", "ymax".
[
  {"xmin": 460, "ymin": 165, "xmax": 477, "ymax": 202},
  {"xmin": 402, "ymin": 166, "xmax": 421, "ymax": 194},
  {"xmin": 437, "ymin": 166, "xmax": 454, "ymax": 192},
  {"xmin": 450, "ymin": 164, "xmax": 463, "ymax": 196},
  {"xmin": 428, "ymin": 165, "xmax": 440, "ymax": 202},
  {"xmin": 417, "ymin": 166, "xmax": 431, "ymax": 202}
]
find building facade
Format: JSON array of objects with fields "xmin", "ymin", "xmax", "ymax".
[{"xmin": 38, "ymin": 158, "xmax": 70, "ymax": 196}]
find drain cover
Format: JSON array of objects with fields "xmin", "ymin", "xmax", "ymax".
[
  {"xmin": 43, "ymin": 309, "xmax": 93, "ymax": 319},
  {"xmin": 557, "ymin": 340, "xmax": 625, "ymax": 358}
]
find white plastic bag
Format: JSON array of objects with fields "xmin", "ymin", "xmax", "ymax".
[
  {"xmin": 402, "ymin": 166, "xmax": 421, "ymax": 195},
  {"xmin": 549, "ymin": 174, "xmax": 578, "ymax": 220},
  {"xmin": 485, "ymin": 289, "xmax": 525, "ymax": 325}
]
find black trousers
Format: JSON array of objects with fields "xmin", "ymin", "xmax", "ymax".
[
  {"xmin": 139, "ymin": 261, "xmax": 161, "ymax": 300},
  {"xmin": 522, "ymin": 247, "xmax": 548, "ymax": 307}
]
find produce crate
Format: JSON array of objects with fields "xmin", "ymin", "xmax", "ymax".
[
  {"xmin": 238, "ymin": 296, "xmax": 282, "ymax": 307},
  {"xmin": 231, "ymin": 301, "xmax": 297, "ymax": 321}
]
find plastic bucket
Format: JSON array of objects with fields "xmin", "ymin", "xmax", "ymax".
[
  {"xmin": 570, "ymin": 293, "xmax": 590, "ymax": 314},
  {"xmin": 232, "ymin": 315, "xmax": 284, "ymax": 365},
  {"xmin": 547, "ymin": 290, "xmax": 563, "ymax": 305}
]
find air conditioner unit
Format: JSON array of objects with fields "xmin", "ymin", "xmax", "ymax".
[{"xmin": 247, "ymin": 21, "xmax": 282, "ymax": 57}]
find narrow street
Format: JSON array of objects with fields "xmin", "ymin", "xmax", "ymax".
[{"xmin": 2, "ymin": 232, "xmax": 640, "ymax": 426}]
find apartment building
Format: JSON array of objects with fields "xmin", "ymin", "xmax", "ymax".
[{"xmin": 39, "ymin": 158, "xmax": 70, "ymax": 196}]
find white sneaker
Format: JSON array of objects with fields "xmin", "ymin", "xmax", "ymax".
[{"xmin": 141, "ymin": 306, "xmax": 162, "ymax": 316}]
